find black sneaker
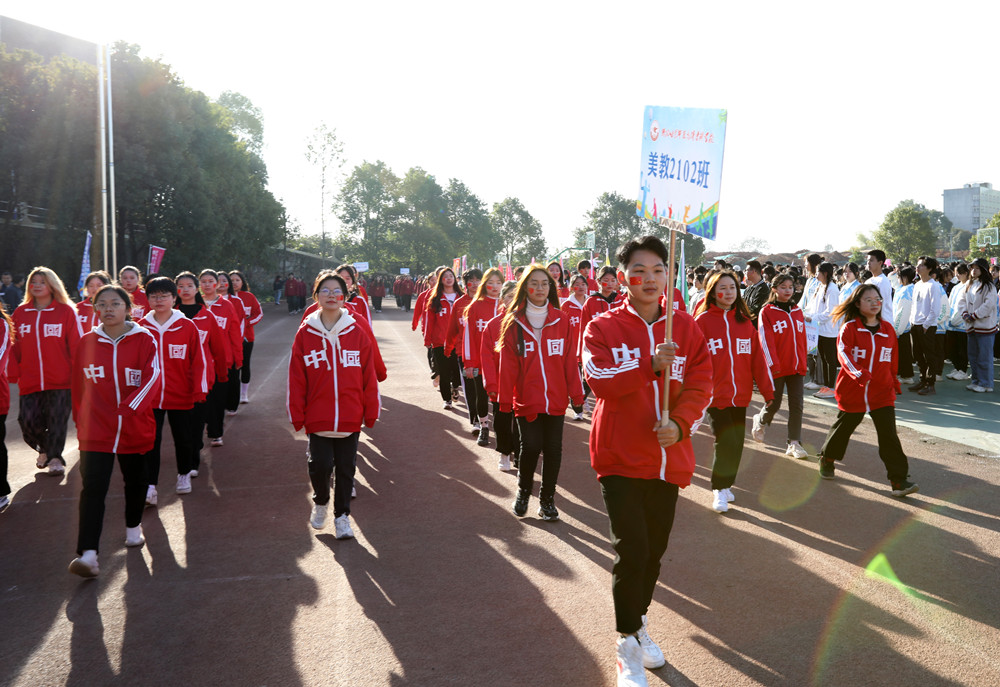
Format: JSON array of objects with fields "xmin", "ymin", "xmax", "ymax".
[
  {"xmin": 819, "ymin": 458, "xmax": 836, "ymax": 480},
  {"xmin": 890, "ymin": 480, "xmax": 919, "ymax": 497},
  {"xmin": 537, "ymin": 498, "xmax": 559, "ymax": 521},
  {"xmin": 917, "ymin": 384, "xmax": 935, "ymax": 396},
  {"xmin": 512, "ymin": 489, "xmax": 530, "ymax": 517},
  {"xmin": 907, "ymin": 379, "xmax": 926, "ymax": 392},
  {"xmin": 477, "ymin": 426, "xmax": 490, "ymax": 447}
]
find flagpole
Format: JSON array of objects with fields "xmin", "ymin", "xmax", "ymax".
[
  {"xmin": 106, "ymin": 43, "xmax": 119, "ymax": 277},
  {"xmin": 97, "ymin": 45, "xmax": 109, "ymax": 272}
]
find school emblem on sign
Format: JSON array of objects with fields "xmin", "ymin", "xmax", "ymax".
[
  {"xmin": 44, "ymin": 324, "xmax": 63, "ymax": 337},
  {"xmin": 169, "ymin": 344, "xmax": 187, "ymax": 359},
  {"xmin": 125, "ymin": 368, "xmax": 142, "ymax": 387}
]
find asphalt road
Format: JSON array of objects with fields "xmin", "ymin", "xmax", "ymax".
[{"xmin": 2, "ymin": 301, "xmax": 998, "ymax": 686}]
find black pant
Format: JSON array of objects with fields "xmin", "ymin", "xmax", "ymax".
[
  {"xmin": 191, "ymin": 400, "xmax": 206, "ymax": 463},
  {"xmin": 18, "ymin": 389, "xmax": 72, "ymax": 462},
  {"xmin": 402, "ymin": 294, "xmax": 412, "ymax": 311},
  {"xmin": 493, "ymin": 402, "xmax": 520, "ymax": 457},
  {"xmin": 761, "ymin": 374, "xmax": 804, "ymax": 443},
  {"xmin": 817, "ymin": 406, "xmax": 910, "ymax": 484},
  {"xmin": 225, "ymin": 365, "xmax": 241, "ymax": 412},
  {"xmin": 516, "ymin": 413, "xmax": 564, "ymax": 499},
  {"xmin": 144, "ymin": 408, "xmax": 196, "ymax": 486},
  {"xmin": 911, "ymin": 325, "xmax": 940, "ymax": 381},
  {"xmin": 599, "ymin": 475, "xmax": 679, "ymax": 635},
  {"xmin": 945, "ymin": 330, "xmax": 967, "ymax": 372},
  {"xmin": 461, "ymin": 371, "xmax": 489, "ymax": 424},
  {"xmin": 898, "ymin": 331, "xmax": 914, "ymax": 378},
  {"xmin": 372, "ymin": 296, "xmax": 383, "ymax": 311},
  {"xmin": 817, "ymin": 336, "xmax": 838, "ymax": 388},
  {"xmin": 308, "ymin": 433, "xmax": 359, "ymax": 517},
  {"xmin": 1, "ymin": 415, "xmax": 9, "ymax": 497},
  {"xmin": 707, "ymin": 406, "xmax": 748, "ymax": 490},
  {"xmin": 571, "ymin": 363, "xmax": 590, "ymax": 413},
  {"xmin": 203, "ymin": 380, "xmax": 227, "ymax": 440},
  {"xmin": 432, "ymin": 347, "xmax": 460, "ymax": 403},
  {"xmin": 240, "ymin": 340, "xmax": 255, "ymax": 384},
  {"xmin": 77, "ymin": 450, "xmax": 146, "ymax": 554},
  {"xmin": 426, "ymin": 347, "xmax": 436, "ymax": 376}
]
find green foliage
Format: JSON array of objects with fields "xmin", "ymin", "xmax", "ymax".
[
  {"xmin": 967, "ymin": 212, "xmax": 1000, "ymax": 259},
  {"xmin": 572, "ymin": 192, "xmax": 644, "ymax": 258},
  {"xmin": 491, "ymin": 197, "xmax": 546, "ymax": 266},
  {"xmin": 872, "ymin": 202, "xmax": 937, "ymax": 264},
  {"xmin": 217, "ymin": 90, "xmax": 264, "ymax": 157}
]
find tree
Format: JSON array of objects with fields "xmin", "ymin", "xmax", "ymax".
[
  {"xmin": 872, "ymin": 202, "xmax": 936, "ymax": 264},
  {"xmin": 444, "ymin": 179, "xmax": 496, "ymax": 264},
  {"xmin": 336, "ymin": 160, "xmax": 402, "ymax": 269},
  {"xmin": 491, "ymin": 197, "xmax": 546, "ymax": 266},
  {"xmin": 682, "ymin": 234, "xmax": 706, "ymax": 267},
  {"xmin": 305, "ymin": 123, "xmax": 345, "ymax": 269},
  {"xmin": 967, "ymin": 212, "xmax": 1000, "ymax": 259},
  {"xmin": 573, "ymin": 192, "xmax": 644, "ymax": 258},
  {"xmin": 729, "ymin": 236, "xmax": 770, "ymax": 255},
  {"xmin": 217, "ymin": 91, "xmax": 264, "ymax": 157}
]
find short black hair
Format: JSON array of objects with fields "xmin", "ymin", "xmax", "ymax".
[
  {"xmin": 577, "ymin": 260, "xmax": 591, "ymax": 270},
  {"xmin": 806, "ymin": 253, "xmax": 824, "ymax": 267},
  {"xmin": 145, "ymin": 276, "xmax": 177, "ymax": 299},
  {"xmin": 463, "ymin": 268, "xmax": 483, "ymax": 282},
  {"xmin": 866, "ymin": 249, "xmax": 887, "ymax": 265},
  {"xmin": 746, "ymin": 260, "xmax": 763, "ymax": 274},
  {"xmin": 617, "ymin": 235, "xmax": 668, "ymax": 267},
  {"xmin": 598, "ymin": 265, "xmax": 617, "ymax": 279}
]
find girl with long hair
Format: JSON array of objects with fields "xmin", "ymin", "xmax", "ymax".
[
  {"xmin": 1, "ymin": 306, "xmax": 13, "ymax": 510},
  {"xmin": 446, "ymin": 269, "xmax": 482, "ymax": 431},
  {"xmin": 562, "ymin": 273, "xmax": 590, "ymax": 420},
  {"xmin": 497, "ymin": 266, "xmax": 584, "ymax": 520},
  {"xmin": 547, "ymin": 261, "xmax": 569, "ymax": 301},
  {"xmin": 751, "ymin": 274, "xmax": 809, "ymax": 459},
  {"xmin": 816, "ymin": 284, "xmax": 919, "ymax": 497},
  {"xmin": 11, "ymin": 267, "xmax": 83, "ymax": 475},
  {"xmin": 198, "ymin": 269, "xmax": 243, "ymax": 445},
  {"xmin": 694, "ymin": 270, "xmax": 774, "ymax": 513},
  {"xmin": 482, "ymin": 280, "xmax": 519, "ymax": 470},
  {"xmin": 961, "ymin": 258, "xmax": 998, "ymax": 392},
  {"xmin": 461, "ymin": 268, "xmax": 500, "ymax": 444},
  {"xmin": 425, "ymin": 267, "xmax": 464, "ymax": 408},
  {"xmin": 803, "ymin": 262, "xmax": 839, "ymax": 399},
  {"xmin": 945, "ymin": 264, "xmax": 971, "ymax": 381},
  {"xmin": 228, "ymin": 270, "xmax": 263, "ymax": 404},
  {"xmin": 337, "ymin": 264, "xmax": 372, "ymax": 326},
  {"xmin": 119, "ymin": 265, "xmax": 149, "ymax": 321},
  {"xmin": 76, "ymin": 270, "xmax": 112, "ymax": 333}
]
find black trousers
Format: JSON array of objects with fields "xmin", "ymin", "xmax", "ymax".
[
  {"xmin": 225, "ymin": 365, "xmax": 241, "ymax": 412},
  {"xmin": 461, "ymin": 371, "xmax": 489, "ymax": 424},
  {"xmin": 371, "ymin": 296, "xmax": 383, "ymax": 311},
  {"xmin": 761, "ymin": 374, "xmax": 804, "ymax": 443},
  {"xmin": 947, "ymin": 330, "xmax": 968, "ymax": 372},
  {"xmin": 898, "ymin": 331, "xmax": 914, "ymax": 378},
  {"xmin": 432, "ymin": 347, "xmax": 460, "ymax": 402},
  {"xmin": 707, "ymin": 406, "xmax": 748, "ymax": 490},
  {"xmin": 817, "ymin": 406, "xmax": 910, "ymax": 484},
  {"xmin": 402, "ymin": 294, "xmax": 412, "ymax": 311},
  {"xmin": 308, "ymin": 433, "xmax": 359, "ymax": 517},
  {"xmin": 516, "ymin": 413, "xmax": 564, "ymax": 499},
  {"xmin": 77, "ymin": 450, "xmax": 146, "ymax": 554},
  {"xmin": 1, "ymin": 415, "xmax": 9, "ymax": 498},
  {"xmin": 911, "ymin": 325, "xmax": 940, "ymax": 381},
  {"xmin": 600, "ymin": 475, "xmax": 679, "ymax": 635},
  {"xmin": 572, "ymin": 363, "xmax": 590, "ymax": 413},
  {"xmin": 191, "ymin": 400, "xmax": 207, "ymax": 464},
  {"xmin": 204, "ymin": 378, "xmax": 228, "ymax": 439},
  {"xmin": 18, "ymin": 389, "xmax": 72, "ymax": 462},
  {"xmin": 240, "ymin": 340, "xmax": 255, "ymax": 384},
  {"xmin": 493, "ymin": 402, "xmax": 520, "ymax": 457},
  {"xmin": 817, "ymin": 336, "xmax": 838, "ymax": 388},
  {"xmin": 144, "ymin": 408, "xmax": 196, "ymax": 485}
]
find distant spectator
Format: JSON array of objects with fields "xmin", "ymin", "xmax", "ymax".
[
  {"xmin": 273, "ymin": 274, "xmax": 285, "ymax": 305},
  {"xmin": 0, "ymin": 272, "xmax": 22, "ymax": 313},
  {"xmin": 742, "ymin": 260, "xmax": 770, "ymax": 326}
]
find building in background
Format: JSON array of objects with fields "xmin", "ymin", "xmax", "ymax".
[{"xmin": 943, "ymin": 182, "xmax": 1000, "ymax": 233}]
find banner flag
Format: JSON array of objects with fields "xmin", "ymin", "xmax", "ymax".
[
  {"xmin": 147, "ymin": 244, "xmax": 166, "ymax": 275},
  {"xmin": 676, "ymin": 238, "xmax": 688, "ymax": 304},
  {"xmin": 77, "ymin": 231, "xmax": 93, "ymax": 295}
]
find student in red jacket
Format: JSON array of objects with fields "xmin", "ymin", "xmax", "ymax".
[
  {"xmin": 287, "ymin": 272, "xmax": 379, "ymax": 540},
  {"xmin": 11, "ymin": 266, "xmax": 83, "ymax": 475},
  {"xmin": 580, "ymin": 266, "xmax": 623, "ymax": 341},
  {"xmin": 139, "ymin": 277, "xmax": 207, "ymax": 504},
  {"xmin": 0, "ymin": 307, "xmax": 13, "ymax": 510},
  {"xmin": 816, "ymin": 285, "xmax": 919, "ymax": 497},
  {"xmin": 411, "ymin": 270, "xmax": 439, "ymax": 386},
  {"xmin": 337, "ymin": 264, "xmax": 372, "ymax": 327},
  {"xmin": 68, "ymin": 284, "xmax": 161, "ymax": 578},
  {"xmin": 199, "ymin": 269, "xmax": 242, "ymax": 446},
  {"xmin": 562, "ymin": 274, "xmax": 589, "ymax": 420},
  {"xmin": 458, "ymin": 269, "xmax": 497, "ymax": 444},
  {"xmin": 119, "ymin": 265, "xmax": 150, "ymax": 321},
  {"xmin": 481, "ymin": 280, "xmax": 517, "ymax": 470},
  {"xmin": 694, "ymin": 270, "xmax": 774, "ymax": 514},
  {"xmin": 447, "ymin": 269, "xmax": 482, "ymax": 430},
  {"xmin": 582, "ymin": 236, "xmax": 713, "ymax": 685},
  {"xmin": 76, "ymin": 270, "xmax": 112, "ymax": 334},
  {"xmin": 228, "ymin": 271, "xmax": 263, "ymax": 404},
  {"xmin": 751, "ymin": 274, "xmax": 809, "ymax": 459},
  {"xmin": 176, "ymin": 272, "xmax": 227, "ymax": 476},
  {"xmin": 498, "ymin": 266, "xmax": 584, "ymax": 521},
  {"xmin": 547, "ymin": 261, "xmax": 569, "ymax": 301},
  {"xmin": 426, "ymin": 267, "xmax": 464, "ymax": 408}
]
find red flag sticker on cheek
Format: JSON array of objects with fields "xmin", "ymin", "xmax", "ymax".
[
  {"xmin": 628, "ymin": 276, "xmax": 643, "ymax": 285},
  {"xmin": 528, "ymin": 288, "xmax": 535, "ymax": 294}
]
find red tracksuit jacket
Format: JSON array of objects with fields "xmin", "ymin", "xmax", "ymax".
[
  {"xmin": 205, "ymin": 297, "xmax": 243, "ymax": 369},
  {"xmin": 76, "ymin": 300, "xmax": 100, "ymax": 334},
  {"xmin": 424, "ymin": 294, "xmax": 460, "ymax": 348},
  {"xmin": 757, "ymin": 303, "xmax": 808, "ymax": 378},
  {"xmin": 188, "ymin": 305, "xmax": 229, "ymax": 386},
  {"xmin": 71, "ymin": 324, "xmax": 161, "ymax": 454},
  {"xmin": 287, "ymin": 311, "xmax": 380, "ymax": 434},
  {"xmin": 0, "ymin": 320, "xmax": 11, "ymax": 415},
  {"xmin": 233, "ymin": 291, "xmax": 264, "ymax": 342},
  {"xmin": 835, "ymin": 317, "xmax": 900, "ymax": 413},
  {"xmin": 11, "ymin": 302, "xmax": 83, "ymax": 394},
  {"xmin": 411, "ymin": 289, "xmax": 431, "ymax": 333},
  {"xmin": 461, "ymin": 297, "xmax": 500, "ymax": 369},
  {"xmin": 139, "ymin": 311, "xmax": 208, "ymax": 409},
  {"xmin": 300, "ymin": 301, "xmax": 387, "ymax": 382},
  {"xmin": 480, "ymin": 311, "xmax": 505, "ymax": 399},
  {"xmin": 560, "ymin": 296, "xmax": 586, "ymax": 363},
  {"xmin": 694, "ymin": 304, "xmax": 775, "ymax": 409},
  {"xmin": 498, "ymin": 305, "xmax": 584, "ymax": 420},
  {"xmin": 445, "ymin": 294, "xmax": 472, "ymax": 358},
  {"xmin": 583, "ymin": 299, "xmax": 714, "ymax": 486},
  {"xmin": 127, "ymin": 288, "xmax": 150, "ymax": 321}
]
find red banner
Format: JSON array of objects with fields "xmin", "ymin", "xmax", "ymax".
[{"xmin": 148, "ymin": 245, "xmax": 166, "ymax": 275}]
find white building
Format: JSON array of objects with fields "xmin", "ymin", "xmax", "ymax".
[{"xmin": 943, "ymin": 182, "xmax": 1000, "ymax": 232}]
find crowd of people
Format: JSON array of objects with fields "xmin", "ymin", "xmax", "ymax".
[{"xmin": 2, "ymin": 241, "xmax": 997, "ymax": 687}]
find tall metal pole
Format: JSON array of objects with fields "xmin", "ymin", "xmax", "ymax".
[
  {"xmin": 662, "ymin": 225, "xmax": 677, "ymax": 418},
  {"xmin": 98, "ymin": 45, "xmax": 109, "ymax": 272},
  {"xmin": 106, "ymin": 44, "xmax": 119, "ymax": 277}
]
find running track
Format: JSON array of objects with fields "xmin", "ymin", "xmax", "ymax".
[{"xmin": 1, "ymin": 302, "xmax": 998, "ymax": 686}]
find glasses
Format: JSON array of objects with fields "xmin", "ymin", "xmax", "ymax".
[
  {"xmin": 318, "ymin": 288, "xmax": 344, "ymax": 297},
  {"xmin": 861, "ymin": 298, "xmax": 883, "ymax": 305},
  {"xmin": 148, "ymin": 293, "xmax": 173, "ymax": 301},
  {"xmin": 96, "ymin": 301, "xmax": 127, "ymax": 310}
]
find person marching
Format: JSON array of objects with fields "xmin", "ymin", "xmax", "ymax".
[
  {"xmin": 582, "ymin": 236, "xmax": 713, "ymax": 687},
  {"xmin": 76, "ymin": 271, "xmax": 112, "ymax": 334},
  {"xmin": 547, "ymin": 261, "xmax": 569, "ymax": 301},
  {"xmin": 119, "ymin": 265, "xmax": 150, "ymax": 321},
  {"xmin": 460, "ymin": 268, "xmax": 500, "ymax": 446},
  {"xmin": 446, "ymin": 269, "xmax": 482, "ymax": 432},
  {"xmin": 482, "ymin": 280, "xmax": 518, "ymax": 470},
  {"xmin": 228, "ymin": 270, "xmax": 263, "ymax": 404},
  {"xmin": 411, "ymin": 270, "xmax": 438, "ymax": 386},
  {"xmin": 425, "ymin": 267, "xmax": 464, "ymax": 409},
  {"xmin": 287, "ymin": 272, "xmax": 379, "ymax": 539},
  {"xmin": 816, "ymin": 284, "xmax": 919, "ymax": 497},
  {"xmin": 498, "ymin": 265, "xmax": 584, "ymax": 521},
  {"xmin": 337, "ymin": 264, "xmax": 372, "ymax": 326},
  {"xmin": 11, "ymin": 267, "xmax": 83, "ymax": 475},
  {"xmin": 694, "ymin": 270, "xmax": 774, "ymax": 514},
  {"xmin": 198, "ymin": 269, "xmax": 242, "ymax": 447},
  {"xmin": 751, "ymin": 274, "xmax": 809, "ymax": 459},
  {"xmin": 1, "ymin": 306, "xmax": 13, "ymax": 511},
  {"xmin": 138, "ymin": 277, "xmax": 207, "ymax": 505},
  {"xmin": 580, "ymin": 266, "xmax": 623, "ymax": 338},
  {"xmin": 562, "ymin": 274, "xmax": 589, "ymax": 420},
  {"xmin": 68, "ymin": 283, "xmax": 161, "ymax": 577}
]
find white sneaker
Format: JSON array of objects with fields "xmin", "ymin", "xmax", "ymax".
[
  {"xmin": 145, "ymin": 485, "xmax": 158, "ymax": 507},
  {"xmin": 813, "ymin": 386, "xmax": 836, "ymax": 399},
  {"xmin": 615, "ymin": 635, "xmax": 648, "ymax": 687},
  {"xmin": 225, "ymin": 409, "xmax": 238, "ymax": 416},
  {"xmin": 724, "ymin": 488, "xmax": 735, "ymax": 503},
  {"xmin": 239, "ymin": 382, "xmax": 250, "ymax": 403},
  {"xmin": 125, "ymin": 526, "xmax": 145, "ymax": 548},
  {"xmin": 637, "ymin": 615, "xmax": 665, "ymax": 669},
  {"xmin": 47, "ymin": 458, "xmax": 65, "ymax": 476},
  {"xmin": 804, "ymin": 381, "xmax": 821, "ymax": 390},
  {"xmin": 432, "ymin": 375, "xmax": 440, "ymax": 388},
  {"xmin": 310, "ymin": 504, "xmax": 328, "ymax": 530},
  {"xmin": 966, "ymin": 382, "xmax": 979, "ymax": 391},
  {"xmin": 498, "ymin": 454, "xmax": 511, "ymax": 471},
  {"xmin": 472, "ymin": 421, "xmax": 482, "ymax": 433},
  {"xmin": 574, "ymin": 412, "xmax": 584, "ymax": 421},
  {"xmin": 176, "ymin": 473, "xmax": 192, "ymax": 494},
  {"xmin": 945, "ymin": 370, "xmax": 961, "ymax": 380},
  {"xmin": 190, "ymin": 469, "xmax": 200, "ymax": 478},
  {"xmin": 786, "ymin": 441, "xmax": 808, "ymax": 459},
  {"xmin": 36, "ymin": 452, "xmax": 48, "ymax": 469},
  {"xmin": 334, "ymin": 514, "xmax": 355, "ymax": 539},
  {"xmin": 351, "ymin": 486, "xmax": 357, "ymax": 498},
  {"xmin": 971, "ymin": 385, "xmax": 993, "ymax": 393},
  {"xmin": 956, "ymin": 370, "xmax": 971, "ymax": 380},
  {"xmin": 935, "ymin": 374, "xmax": 944, "ymax": 382},
  {"xmin": 68, "ymin": 550, "xmax": 99, "ymax": 578},
  {"xmin": 712, "ymin": 490, "xmax": 728, "ymax": 513},
  {"xmin": 751, "ymin": 412, "xmax": 766, "ymax": 443},
  {"xmin": 443, "ymin": 402, "xmax": 453, "ymax": 410}
]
